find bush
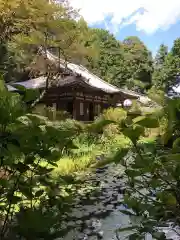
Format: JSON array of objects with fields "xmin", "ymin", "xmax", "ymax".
[
  {"xmin": 97, "ymin": 107, "xmax": 127, "ymax": 137},
  {"xmin": 101, "ymin": 107, "xmax": 127, "ymax": 122},
  {"xmin": 33, "ymin": 105, "xmax": 71, "ymax": 121},
  {"xmin": 147, "ymin": 86, "xmax": 165, "ymax": 106},
  {"xmin": 0, "ymin": 86, "xmax": 83, "ymax": 239}
]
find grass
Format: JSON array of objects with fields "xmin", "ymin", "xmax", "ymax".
[
  {"xmin": 52, "ymin": 154, "xmax": 95, "ymax": 177},
  {"xmin": 52, "ymin": 133, "xmax": 131, "ymax": 178},
  {"xmin": 52, "ymin": 131, "xmax": 159, "ymax": 179}
]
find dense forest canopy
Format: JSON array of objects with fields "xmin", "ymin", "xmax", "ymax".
[{"xmin": 1, "ymin": 0, "xmax": 180, "ymax": 95}]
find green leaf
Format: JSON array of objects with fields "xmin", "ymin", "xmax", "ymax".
[
  {"xmin": 0, "ymin": 179, "xmax": 9, "ymax": 188},
  {"xmin": 166, "ymin": 153, "xmax": 180, "ymax": 161},
  {"xmin": 19, "ymin": 186, "xmax": 33, "ymax": 199},
  {"xmin": 35, "ymin": 190, "xmax": 44, "ymax": 198},
  {"xmin": 123, "ymin": 125, "xmax": 144, "ymax": 143},
  {"xmin": 89, "ymin": 119, "xmax": 116, "ymax": 133},
  {"xmin": 49, "ymin": 161, "xmax": 58, "ymax": 167},
  {"xmin": 14, "ymin": 162, "xmax": 30, "ymax": 173},
  {"xmin": 24, "ymin": 89, "xmax": 40, "ymax": 103},
  {"xmin": 173, "ymin": 137, "xmax": 180, "ymax": 149},
  {"xmin": 36, "ymin": 166, "xmax": 54, "ymax": 175},
  {"xmin": 8, "ymin": 195, "xmax": 22, "ymax": 204},
  {"xmin": 133, "ymin": 116, "xmax": 159, "ymax": 128},
  {"xmin": 112, "ymin": 148, "xmax": 129, "ymax": 164},
  {"xmin": 152, "ymin": 232, "xmax": 166, "ymax": 239},
  {"xmin": 166, "ymin": 194, "xmax": 177, "ymax": 206},
  {"xmin": 125, "ymin": 169, "xmax": 141, "ymax": 177},
  {"xmin": 133, "ymin": 116, "xmax": 147, "ymax": 124}
]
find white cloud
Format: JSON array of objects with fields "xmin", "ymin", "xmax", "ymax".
[{"xmin": 69, "ymin": 0, "xmax": 180, "ymax": 34}]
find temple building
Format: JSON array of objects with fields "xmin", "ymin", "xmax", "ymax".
[{"xmin": 8, "ymin": 49, "xmax": 147, "ymax": 121}]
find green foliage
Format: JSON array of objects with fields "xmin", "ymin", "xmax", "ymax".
[
  {"xmin": 83, "ymin": 30, "xmax": 153, "ymax": 92},
  {"xmin": 0, "ymin": 0, "xmax": 97, "ymax": 82},
  {"xmin": 154, "ymin": 44, "xmax": 168, "ymax": 67},
  {"xmin": 2, "ymin": 0, "xmax": 180, "ymax": 96},
  {"xmin": 122, "ymin": 36, "xmax": 153, "ymax": 90},
  {"xmin": 147, "ymin": 87, "xmax": 166, "ymax": 106},
  {"xmin": 152, "ymin": 39, "xmax": 180, "ymax": 91},
  {"xmin": 0, "ymin": 83, "xmax": 84, "ymax": 239},
  {"xmin": 101, "ymin": 107, "xmax": 127, "ymax": 123},
  {"xmin": 113, "ymin": 99, "xmax": 180, "ymax": 239}
]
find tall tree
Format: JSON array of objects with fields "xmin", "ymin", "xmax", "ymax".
[
  {"xmin": 0, "ymin": 0, "xmax": 95, "ymax": 82},
  {"xmin": 152, "ymin": 44, "xmax": 168, "ymax": 88},
  {"xmin": 152, "ymin": 39, "xmax": 180, "ymax": 92},
  {"xmin": 122, "ymin": 36, "xmax": 153, "ymax": 93},
  {"xmin": 83, "ymin": 28, "xmax": 124, "ymax": 85},
  {"xmin": 154, "ymin": 44, "xmax": 168, "ymax": 67}
]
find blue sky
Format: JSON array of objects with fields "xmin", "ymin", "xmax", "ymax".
[
  {"xmin": 93, "ymin": 19, "xmax": 180, "ymax": 56},
  {"xmin": 70, "ymin": 0, "xmax": 180, "ymax": 55}
]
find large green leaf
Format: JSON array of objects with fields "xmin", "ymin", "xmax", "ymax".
[
  {"xmin": 123, "ymin": 125, "xmax": 144, "ymax": 143},
  {"xmin": 133, "ymin": 116, "xmax": 159, "ymax": 128},
  {"xmin": 24, "ymin": 89, "xmax": 40, "ymax": 103},
  {"xmin": 89, "ymin": 119, "xmax": 116, "ymax": 133}
]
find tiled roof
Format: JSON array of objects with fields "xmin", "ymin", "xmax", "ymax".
[
  {"xmin": 8, "ymin": 49, "xmax": 147, "ymax": 99},
  {"xmin": 13, "ymin": 76, "xmax": 46, "ymax": 89},
  {"xmin": 45, "ymin": 50, "xmax": 120, "ymax": 94}
]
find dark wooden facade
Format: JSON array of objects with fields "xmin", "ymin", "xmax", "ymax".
[{"xmin": 42, "ymin": 79, "xmax": 126, "ymax": 121}]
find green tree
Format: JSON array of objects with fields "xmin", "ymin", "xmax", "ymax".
[
  {"xmin": 85, "ymin": 33, "xmax": 153, "ymax": 93},
  {"xmin": 84, "ymin": 28, "xmax": 124, "ymax": 85},
  {"xmin": 152, "ymin": 39, "xmax": 180, "ymax": 91},
  {"xmin": 122, "ymin": 36, "xmax": 153, "ymax": 93},
  {"xmin": 152, "ymin": 44, "xmax": 168, "ymax": 88},
  {"xmin": 0, "ymin": 0, "xmax": 95, "ymax": 82},
  {"xmin": 154, "ymin": 44, "xmax": 168, "ymax": 67}
]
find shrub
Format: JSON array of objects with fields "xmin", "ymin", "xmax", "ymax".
[
  {"xmin": 101, "ymin": 107, "xmax": 127, "ymax": 122},
  {"xmin": 97, "ymin": 107, "xmax": 127, "ymax": 137},
  {"xmin": 0, "ymin": 86, "xmax": 82, "ymax": 239},
  {"xmin": 33, "ymin": 105, "xmax": 71, "ymax": 121},
  {"xmin": 147, "ymin": 86, "xmax": 166, "ymax": 106}
]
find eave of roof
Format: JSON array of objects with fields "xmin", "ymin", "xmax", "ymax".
[
  {"xmin": 44, "ymin": 49, "xmax": 141, "ymax": 96},
  {"xmin": 13, "ymin": 76, "xmax": 47, "ymax": 89},
  {"xmin": 7, "ymin": 48, "xmax": 145, "ymax": 99},
  {"xmin": 6, "ymin": 84, "xmax": 18, "ymax": 92}
]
